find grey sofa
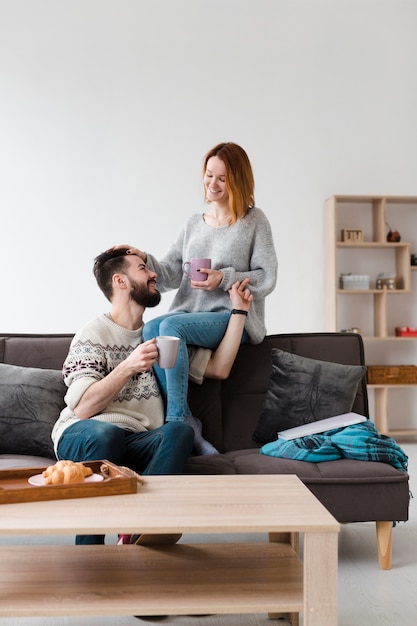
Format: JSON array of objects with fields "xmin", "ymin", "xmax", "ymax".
[{"xmin": 0, "ymin": 331, "xmax": 409, "ymax": 570}]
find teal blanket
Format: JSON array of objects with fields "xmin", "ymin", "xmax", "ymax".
[{"xmin": 260, "ymin": 420, "xmax": 408, "ymax": 472}]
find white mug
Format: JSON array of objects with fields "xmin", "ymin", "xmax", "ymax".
[{"xmin": 155, "ymin": 336, "xmax": 180, "ymax": 369}]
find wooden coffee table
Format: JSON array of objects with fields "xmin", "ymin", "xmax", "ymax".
[{"xmin": 0, "ymin": 474, "xmax": 339, "ymax": 625}]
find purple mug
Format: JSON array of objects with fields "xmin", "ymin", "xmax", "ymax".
[{"xmin": 182, "ymin": 258, "xmax": 211, "ymax": 281}]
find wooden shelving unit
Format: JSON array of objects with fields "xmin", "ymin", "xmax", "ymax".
[{"xmin": 325, "ymin": 195, "xmax": 417, "ymax": 438}]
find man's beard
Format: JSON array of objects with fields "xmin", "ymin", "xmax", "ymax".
[{"xmin": 129, "ymin": 279, "xmax": 161, "ymax": 308}]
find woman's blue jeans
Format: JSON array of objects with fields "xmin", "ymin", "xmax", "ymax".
[
  {"xmin": 57, "ymin": 419, "xmax": 194, "ymax": 545},
  {"xmin": 143, "ymin": 311, "xmax": 248, "ymax": 420}
]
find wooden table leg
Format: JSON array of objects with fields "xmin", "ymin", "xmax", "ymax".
[
  {"xmin": 268, "ymin": 532, "xmax": 300, "ymax": 625},
  {"xmin": 303, "ymin": 531, "xmax": 338, "ymax": 626}
]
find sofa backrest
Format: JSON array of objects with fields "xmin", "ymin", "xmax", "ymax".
[
  {"xmin": 0, "ymin": 334, "xmax": 73, "ymax": 369},
  {"xmin": 188, "ymin": 332, "xmax": 369, "ymax": 452},
  {"xmin": 0, "ymin": 332, "xmax": 369, "ymax": 454}
]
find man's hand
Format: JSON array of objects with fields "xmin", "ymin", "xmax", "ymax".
[
  {"xmin": 203, "ymin": 279, "xmax": 252, "ymax": 381},
  {"xmin": 124, "ymin": 339, "xmax": 159, "ymax": 374},
  {"xmin": 228, "ymin": 278, "xmax": 252, "ymax": 312}
]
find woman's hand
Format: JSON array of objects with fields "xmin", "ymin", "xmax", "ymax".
[
  {"xmin": 190, "ymin": 268, "xmax": 223, "ymax": 291},
  {"xmin": 110, "ymin": 244, "xmax": 147, "ymax": 262}
]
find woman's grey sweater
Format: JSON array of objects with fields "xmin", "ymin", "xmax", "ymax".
[{"xmin": 146, "ymin": 207, "xmax": 278, "ymax": 344}]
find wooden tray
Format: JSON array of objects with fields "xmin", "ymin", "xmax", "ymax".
[{"xmin": 0, "ymin": 460, "xmax": 140, "ymax": 505}]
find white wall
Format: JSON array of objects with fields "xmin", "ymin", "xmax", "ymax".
[{"xmin": 1, "ymin": 0, "xmax": 416, "ymax": 334}]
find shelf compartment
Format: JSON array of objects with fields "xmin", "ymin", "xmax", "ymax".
[
  {"xmin": 336, "ymin": 243, "xmax": 411, "ymax": 291},
  {"xmin": 0, "ymin": 542, "xmax": 304, "ymax": 617},
  {"xmin": 369, "ymin": 386, "xmax": 417, "ymax": 437},
  {"xmin": 336, "ymin": 290, "xmax": 411, "ymax": 338}
]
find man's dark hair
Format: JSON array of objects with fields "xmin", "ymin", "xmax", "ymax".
[{"xmin": 93, "ymin": 248, "xmax": 130, "ymax": 301}]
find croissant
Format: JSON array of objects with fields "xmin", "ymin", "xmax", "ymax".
[{"xmin": 42, "ymin": 460, "xmax": 93, "ymax": 485}]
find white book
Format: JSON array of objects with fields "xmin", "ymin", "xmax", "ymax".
[{"xmin": 277, "ymin": 412, "xmax": 367, "ymax": 440}]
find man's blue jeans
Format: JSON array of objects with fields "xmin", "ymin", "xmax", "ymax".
[
  {"xmin": 57, "ymin": 419, "xmax": 194, "ymax": 545},
  {"xmin": 143, "ymin": 311, "xmax": 248, "ymax": 419}
]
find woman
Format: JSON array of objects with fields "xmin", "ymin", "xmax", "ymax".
[{"xmin": 124, "ymin": 142, "xmax": 277, "ymax": 454}]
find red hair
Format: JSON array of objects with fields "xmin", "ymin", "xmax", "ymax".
[{"xmin": 203, "ymin": 142, "xmax": 255, "ymax": 224}]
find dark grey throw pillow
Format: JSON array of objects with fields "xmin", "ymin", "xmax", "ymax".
[
  {"xmin": 0, "ymin": 363, "xmax": 66, "ymax": 457},
  {"xmin": 252, "ymin": 349, "xmax": 366, "ymax": 444}
]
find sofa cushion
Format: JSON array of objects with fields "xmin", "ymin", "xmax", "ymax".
[
  {"xmin": 185, "ymin": 449, "xmax": 410, "ymax": 523},
  {"xmin": 252, "ymin": 348, "xmax": 366, "ymax": 444},
  {"xmin": 0, "ymin": 454, "xmax": 56, "ymax": 469},
  {"xmin": 0, "ymin": 363, "xmax": 66, "ymax": 458}
]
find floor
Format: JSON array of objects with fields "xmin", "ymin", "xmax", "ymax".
[{"xmin": 1, "ymin": 442, "xmax": 415, "ymax": 626}]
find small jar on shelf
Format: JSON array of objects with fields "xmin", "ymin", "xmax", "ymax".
[{"xmin": 376, "ymin": 273, "xmax": 396, "ymax": 290}]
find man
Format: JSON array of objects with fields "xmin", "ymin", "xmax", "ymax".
[
  {"xmin": 52, "ymin": 248, "xmax": 194, "ymax": 545},
  {"xmin": 52, "ymin": 246, "xmax": 252, "ymax": 545}
]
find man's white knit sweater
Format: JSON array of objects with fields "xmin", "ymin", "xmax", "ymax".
[
  {"xmin": 146, "ymin": 207, "xmax": 277, "ymax": 344},
  {"xmin": 51, "ymin": 314, "xmax": 164, "ymax": 455}
]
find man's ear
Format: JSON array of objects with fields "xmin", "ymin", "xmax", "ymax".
[{"xmin": 112, "ymin": 273, "xmax": 127, "ymax": 290}]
